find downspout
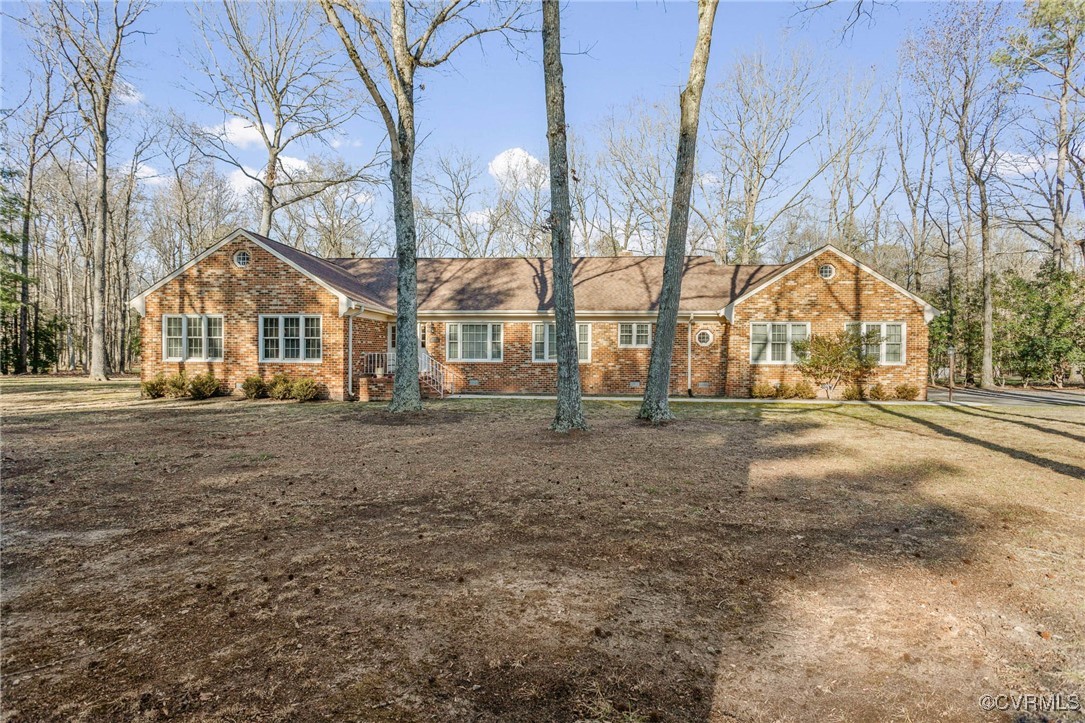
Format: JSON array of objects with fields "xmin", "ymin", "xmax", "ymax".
[
  {"xmin": 687, "ymin": 313, "xmax": 694, "ymax": 397},
  {"xmin": 348, "ymin": 314, "xmax": 354, "ymax": 400}
]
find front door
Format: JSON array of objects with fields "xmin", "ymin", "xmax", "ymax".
[{"xmin": 388, "ymin": 323, "xmax": 427, "ymax": 355}]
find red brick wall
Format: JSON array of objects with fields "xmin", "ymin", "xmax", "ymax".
[
  {"xmin": 141, "ymin": 241, "xmax": 928, "ymax": 401},
  {"xmin": 140, "ymin": 238, "xmax": 352, "ymax": 400},
  {"xmin": 724, "ymin": 252, "xmax": 930, "ymax": 399},
  {"xmin": 416, "ymin": 319, "xmax": 726, "ymax": 396}
]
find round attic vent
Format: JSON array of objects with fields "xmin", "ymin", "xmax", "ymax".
[
  {"xmin": 818, "ymin": 263, "xmax": 836, "ymax": 280},
  {"xmin": 233, "ymin": 250, "xmax": 251, "ymax": 268}
]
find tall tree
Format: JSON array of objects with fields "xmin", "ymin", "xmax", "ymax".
[
  {"xmin": 914, "ymin": 1, "xmax": 1011, "ymax": 388},
  {"xmin": 998, "ymin": 0, "xmax": 1085, "ymax": 268},
  {"xmin": 639, "ymin": 0, "xmax": 720, "ymax": 423},
  {"xmin": 38, "ymin": 0, "xmax": 151, "ymax": 380},
  {"xmin": 188, "ymin": 0, "xmax": 371, "ymax": 235},
  {"xmin": 708, "ymin": 47, "xmax": 846, "ymax": 263},
  {"xmin": 541, "ymin": 0, "xmax": 586, "ymax": 432},
  {"xmin": 10, "ymin": 39, "xmax": 69, "ymax": 373},
  {"xmin": 318, "ymin": 0, "xmax": 529, "ymax": 412}
]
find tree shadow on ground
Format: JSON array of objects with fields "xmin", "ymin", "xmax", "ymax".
[
  {"xmin": 873, "ymin": 405, "xmax": 1085, "ymax": 481},
  {"xmin": 1, "ymin": 397, "xmax": 1077, "ymax": 722}
]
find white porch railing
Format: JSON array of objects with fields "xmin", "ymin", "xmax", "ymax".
[{"xmin": 360, "ymin": 349, "xmax": 460, "ymax": 397}]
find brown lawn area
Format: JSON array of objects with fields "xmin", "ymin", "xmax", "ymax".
[{"xmin": 2, "ymin": 377, "xmax": 1083, "ymax": 722}]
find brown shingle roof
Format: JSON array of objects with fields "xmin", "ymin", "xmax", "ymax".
[{"xmin": 328, "ymin": 255, "xmax": 782, "ymax": 313}]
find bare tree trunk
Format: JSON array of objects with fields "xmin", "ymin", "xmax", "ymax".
[
  {"xmin": 542, "ymin": 0, "xmax": 586, "ymax": 432},
  {"xmin": 389, "ymin": 147, "xmax": 422, "ymax": 412},
  {"xmin": 89, "ymin": 136, "xmax": 110, "ymax": 380},
  {"xmin": 640, "ymin": 0, "xmax": 719, "ymax": 423},
  {"xmin": 978, "ymin": 181, "xmax": 994, "ymax": 388},
  {"xmin": 18, "ymin": 168, "xmax": 34, "ymax": 374}
]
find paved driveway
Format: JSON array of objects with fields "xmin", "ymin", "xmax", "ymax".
[{"xmin": 927, "ymin": 386, "xmax": 1085, "ymax": 407}]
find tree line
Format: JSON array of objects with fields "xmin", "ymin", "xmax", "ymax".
[{"xmin": 1, "ymin": 0, "xmax": 1082, "ymax": 412}]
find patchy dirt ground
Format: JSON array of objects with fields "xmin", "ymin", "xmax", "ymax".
[{"xmin": 2, "ymin": 377, "xmax": 1083, "ymax": 722}]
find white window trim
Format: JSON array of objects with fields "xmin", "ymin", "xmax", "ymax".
[
  {"xmin": 749, "ymin": 321, "xmax": 810, "ymax": 365},
  {"xmin": 845, "ymin": 321, "xmax": 907, "ymax": 366},
  {"xmin": 446, "ymin": 322, "xmax": 504, "ymax": 362},
  {"xmin": 388, "ymin": 323, "xmax": 427, "ymax": 353},
  {"xmin": 618, "ymin": 322, "xmax": 652, "ymax": 348},
  {"xmin": 162, "ymin": 314, "xmax": 224, "ymax": 362},
  {"xmin": 531, "ymin": 322, "xmax": 592, "ymax": 364},
  {"xmin": 695, "ymin": 329, "xmax": 714, "ymax": 347},
  {"xmin": 258, "ymin": 314, "xmax": 324, "ymax": 364}
]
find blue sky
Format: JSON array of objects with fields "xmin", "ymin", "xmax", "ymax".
[{"xmin": 1, "ymin": 1, "xmax": 1010, "ymax": 200}]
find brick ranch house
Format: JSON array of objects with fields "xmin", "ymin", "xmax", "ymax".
[{"xmin": 130, "ymin": 229, "xmax": 937, "ymax": 401}]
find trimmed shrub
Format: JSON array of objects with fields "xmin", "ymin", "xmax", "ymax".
[
  {"xmin": 867, "ymin": 383, "xmax": 895, "ymax": 401},
  {"xmin": 241, "ymin": 376, "xmax": 267, "ymax": 400},
  {"xmin": 165, "ymin": 372, "xmax": 189, "ymax": 398},
  {"xmin": 793, "ymin": 380, "xmax": 818, "ymax": 399},
  {"xmin": 291, "ymin": 377, "xmax": 320, "ymax": 402},
  {"xmin": 774, "ymin": 382, "xmax": 796, "ymax": 399},
  {"xmin": 895, "ymin": 383, "xmax": 920, "ymax": 401},
  {"xmin": 751, "ymin": 381, "xmax": 777, "ymax": 398},
  {"xmin": 842, "ymin": 384, "xmax": 864, "ymax": 401},
  {"xmin": 188, "ymin": 372, "xmax": 222, "ymax": 400},
  {"xmin": 141, "ymin": 373, "xmax": 168, "ymax": 399},
  {"xmin": 268, "ymin": 373, "xmax": 293, "ymax": 400}
]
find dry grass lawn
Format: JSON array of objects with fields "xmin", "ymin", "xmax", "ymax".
[{"xmin": 2, "ymin": 376, "xmax": 1083, "ymax": 722}]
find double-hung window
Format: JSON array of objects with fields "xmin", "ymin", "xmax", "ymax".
[
  {"xmin": 447, "ymin": 323, "xmax": 502, "ymax": 361},
  {"xmin": 846, "ymin": 322, "xmax": 905, "ymax": 365},
  {"xmin": 260, "ymin": 315, "xmax": 322, "ymax": 362},
  {"xmin": 162, "ymin": 315, "xmax": 224, "ymax": 361},
  {"xmin": 750, "ymin": 322, "xmax": 808, "ymax": 364},
  {"xmin": 532, "ymin": 322, "xmax": 591, "ymax": 363},
  {"xmin": 618, "ymin": 322, "xmax": 651, "ymax": 348}
]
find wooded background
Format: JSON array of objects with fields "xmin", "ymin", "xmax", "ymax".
[{"xmin": 2, "ymin": 0, "xmax": 1082, "ymax": 387}]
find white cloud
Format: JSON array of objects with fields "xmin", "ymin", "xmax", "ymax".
[
  {"xmin": 206, "ymin": 117, "xmax": 270, "ymax": 150},
  {"xmin": 228, "ymin": 167, "xmax": 261, "ymax": 196},
  {"xmin": 996, "ymin": 150, "xmax": 1056, "ymax": 178},
  {"xmin": 331, "ymin": 137, "xmax": 366, "ymax": 150},
  {"xmin": 466, "ymin": 209, "xmax": 494, "ymax": 226},
  {"xmin": 488, "ymin": 147, "xmax": 546, "ymax": 188},
  {"xmin": 278, "ymin": 155, "xmax": 309, "ymax": 176},
  {"xmin": 117, "ymin": 81, "xmax": 143, "ymax": 106},
  {"xmin": 698, "ymin": 171, "xmax": 724, "ymax": 188},
  {"xmin": 135, "ymin": 163, "xmax": 167, "ymax": 187}
]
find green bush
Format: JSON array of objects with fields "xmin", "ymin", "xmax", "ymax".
[
  {"xmin": 751, "ymin": 381, "xmax": 777, "ymax": 398},
  {"xmin": 774, "ymin": 382, "xmax": 796, "ymax": 399},
  {"xmin": 188, "ymin": 372, "xmax": 221, "ymax": 400},
  {"xmin": 895, "ymin": 383, "xmax": 920, "ymax": 401},
  {"xmin": 291, "ymin": 377, "xmax": 321, "ymax": 402},
  {"xmin": 268, "ymin": 373, "xmax": 293, "ymax": 400},
  {"xmin": 241, "ymin": 376, "xmax": 267, "ymax": 400},
  {"xmin": 842, "ymin": 384, "xmax": 864, "ymax": 401},
  {"xmin": 793, "ymin": 380, "xmax": 818, "ymax": 399},
  {"xmin": 165, "ymin": 372, "xmax": 189, "ymax": 398},
  {"xmin": 141, "ymin": 373, "xmax": 168, "ymax": 399}
]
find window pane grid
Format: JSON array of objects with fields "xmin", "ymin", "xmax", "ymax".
[
  {"xmin": 164, "ymin": 315, "xmax": 223, "ymax": 361},
  {"xmin": 751, "ymin": 322, "xmax": 809, "ymax": 363},
  {"xmin": 260, "ymin": 315, "xmax": 321, "ymax": 362}
]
